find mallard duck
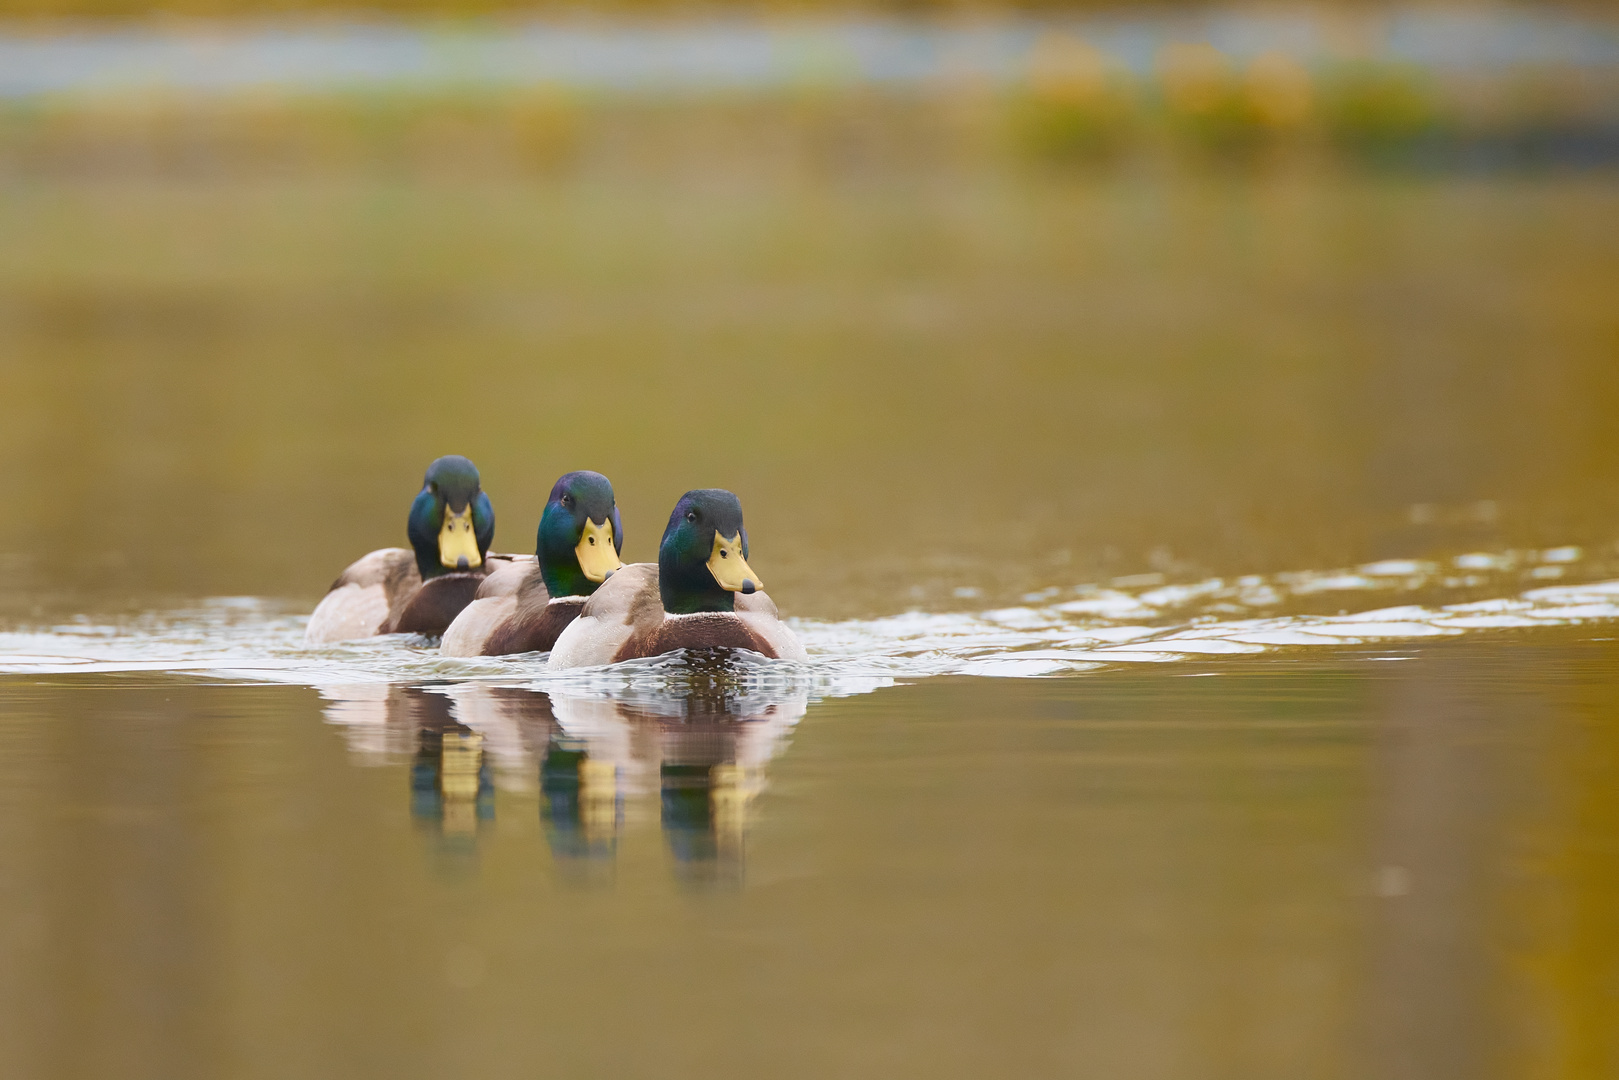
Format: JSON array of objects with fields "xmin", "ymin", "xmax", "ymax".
[
  {"xmin": 304, "ymin": 455, "xmax": 497, "ymax": 644},
  {"xmin": 440, "ymin": 470, "xmax": 624, "ymax": 656},
  {"xmin": 547, "ymin": 489, "xmax": 806, "ymax": 669}
]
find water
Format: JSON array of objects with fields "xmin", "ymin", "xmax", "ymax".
[
  {"xmin": 3, "ymin": 552, "xmax": 1619, "ymax": 1075},
  {"xmin": 3, "ymin": 632, "xmax": 1617, "ymax": 1077},
  {"xmin": 5, "ymin": 175, "xmax": 1618, "ymax": 617},
  {"xmin": 3, "ymin": 47, "xmax": 1619, "ymax": 1073},
  {"xmin": 3, "ymin": 552, "xmax": 1619, "ymax": 684}
]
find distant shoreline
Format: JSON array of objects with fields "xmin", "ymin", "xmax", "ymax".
[{"xmin": 1, "ymin": 8, "xmax": 1615, "ymax": 100}]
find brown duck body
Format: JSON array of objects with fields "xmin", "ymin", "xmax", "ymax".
[
  {"xmin": 305, "ymin": 549, "xmax": 516, "ymax": 644},
  {"xmin": 621, "ymin": 611, "xmax": 777, "ymax": 660},
  {"xmin": 546, "ymin": 563, "xmax": 806, "ymax": 669},
  {"xmin": 440, "ymin": 558, "xmax": 590, "ymax": 656},
  {"xmin": 393, "ymin": 572, "xmax": 487, "ymax": 635}
]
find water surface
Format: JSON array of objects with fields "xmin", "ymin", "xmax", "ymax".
[
  {"xmin": 2, "ymin": 75, "xmax": 1618, "ymax": 1075},
  {"xmin": 3, "ymin": 632, "xmax": 1617, "ymax": 1078},
  {"xmin": 4, "ymin": 173, "xmax": 1618, "ymax": 619}
]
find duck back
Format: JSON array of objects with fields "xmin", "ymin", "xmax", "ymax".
[
  {"xmin": 305, "ymin": 547, "xmax": 419, "ymax": 644},
  {"xmin": 391, "ymin": 571, "xmax": 485, "ymax": 637},
  {"xmin": 486, "ymin": 596, "xmax": 588, "ymax": 655},
  {"xmin": 547, "ymin": 563, "xmax": 806, "ymax": 668}
]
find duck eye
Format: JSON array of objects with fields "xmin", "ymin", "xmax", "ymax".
[{"xmin": 686, "ymin": 511, "xmax": 698, "ymax": 523}]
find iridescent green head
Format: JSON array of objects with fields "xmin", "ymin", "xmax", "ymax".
[
  {"xmin": 537, "ymin": 471, "xmax": 624, "ymax": 598},
  {"xmin": 657, "ymin": 489, "xmax": 763, "ymax": 615},
  {"xmin": 406, "ymin": 456, "xmax": 494, "ymax": 579}
]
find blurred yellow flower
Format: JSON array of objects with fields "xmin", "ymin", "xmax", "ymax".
[
  {"xmin": 1026, "ymin": 32, "xmax": 1112, "ymax": 106},
  {"xmin": 1157, "ymin": 42, "xmax": 1232, "ymax": 115},
  {"xmin": 1245, "ymin": 51, "xmax": 1314, "ymax": 127}
]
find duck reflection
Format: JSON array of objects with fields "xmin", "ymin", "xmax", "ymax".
[
  {"xmin": 538, "ymin": 728, "xmax": 622, "ymax": 877},
  {"xmin": 408, "ymin": 705, "xmax": 494, "ymax": 839},
  {"xmin": 545, "ymin": 678, "xmax": 803, "ymax": 884},
  {"xmin": 443, "ymin": 687, "xmax": 624, "ymax": 877},
  {"xmin": 317, "ymin": 670, "xmax": 804, "ymax": 882},
  {"xmin": 315, "ymin": 683, "xmax": 504, "ymax": 878},
  {"xmin": 318, "ymin": 684, "xmax": 504, "ymax": 874}
]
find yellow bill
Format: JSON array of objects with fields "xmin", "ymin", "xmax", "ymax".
[
  {"xmin": 708, "ymin": 531, "xmax": 762, "ymax": 594},
  {"xmin": 575, "ymin": 518, "xmax": 624, "ymax": 582},
  {"xmin": 438, "ymin": 506, "xmax": 483, "ymax": 570}
]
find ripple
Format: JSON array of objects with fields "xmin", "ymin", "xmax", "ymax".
[{"xmin": 2, "ymin": 551, "xmax": 1618, "ymax": 697}]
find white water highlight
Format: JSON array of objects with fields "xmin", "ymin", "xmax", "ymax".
[{"xmin": 2, "ymin": 548, "xmax": 1617, "ymax": 696}]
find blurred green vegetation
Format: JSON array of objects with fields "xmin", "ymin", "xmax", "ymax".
[
  {"xmin": 2, "ymin": 48, "xmax": 1609, "ymax": 180},
  {"xmin": 1005, "ymin": 40, "xmax": 1616, "ymax": 170}
]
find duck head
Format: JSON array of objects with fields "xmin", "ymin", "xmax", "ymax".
[
  {"xmin": 406, "ymin": 455, "xmax": 495, "ymax": 579},
  {"xmin": 658, "ymin": 489, "xmax": 763, "ymax": 615},
  {"xmin": 537, "ymin": 470, "xmax": 625, "ymax": 597}
]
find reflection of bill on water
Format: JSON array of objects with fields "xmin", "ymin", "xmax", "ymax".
[{"xmin": 316, "ymin": 666, "xmax": 803, "ymax": 881}]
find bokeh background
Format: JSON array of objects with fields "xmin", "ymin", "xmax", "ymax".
[
  {"xmin": 3, "ymin": 6, "xmax": 1619, "ymax": 1080},
  {"xmin": 1, "ymin": 4, "xmax": 1616, "ymax": 622}
]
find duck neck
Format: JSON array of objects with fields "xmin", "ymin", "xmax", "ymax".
[
  {"xmin": 658, "ymin": 549, "xmax": 734, "ymax": 615},
  {"xmin": 412, "ymin": 547, "xmax": 451, "ymax": 580},
  {"xmin": 407, "ymin": 492, "xmax": 451, "ymax": 580},
  {"xmin": 537, "ymin": 507, "xmax": 599, "ymax": 598}
]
